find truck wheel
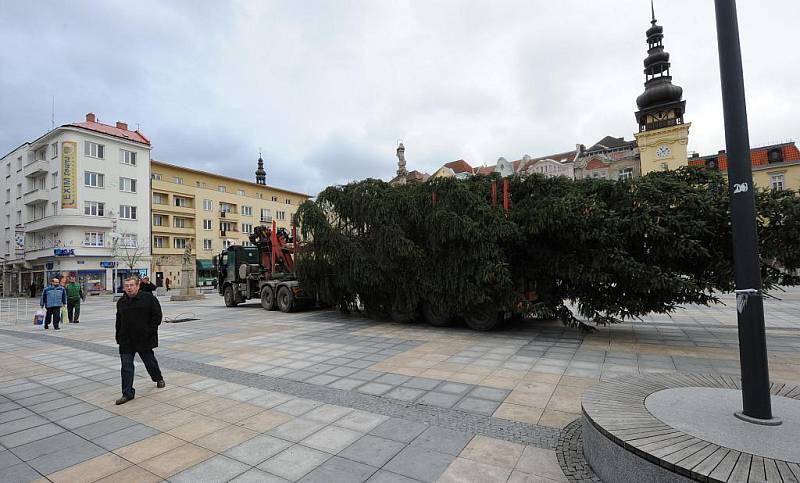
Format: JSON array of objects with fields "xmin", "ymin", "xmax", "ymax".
[
  {"xmin": 261, "ymin": 286, "xmax": 276, "ymax": 311},
  {"xmin": 421, "ymin": 301, "xmax": 453, "ymax": 327},
  {"xmin": 223, "ymin": 286, "xmax": 238, "ymax": 307},
  {"xmin": 464, "ymin": 304, "xmax": 501, "ymax": 331},
  {"xmin": 277, "ymin": 286, "xmax": 295, "ymax": 313}
]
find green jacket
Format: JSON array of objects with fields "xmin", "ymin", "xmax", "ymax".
[{"xmin": 66, "ymin": 282, "xmax": 84, "ymax": 302}]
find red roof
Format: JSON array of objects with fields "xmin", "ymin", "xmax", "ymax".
[
  {"xmin": 689, "ymin": 143, "xmax": 800, "ymax": 170},
  {"xmin": 585, "ymin": 157, "xmax": 610, "ymax": 170},
  {"xmin": 444, "ymin": 159, "xmax": 473, "ymax": 174},
  {"xmin": 67, "ymin": 121, "xmax": 150, "ymax": 145},
  {"xmin": 475, "ymin": 166, "xmax": 495, "ymax": 175}
]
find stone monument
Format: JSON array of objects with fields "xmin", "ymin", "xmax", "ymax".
[{"xmin": 170, "ymin": 242, "xmax": 205, "ymax": 301}]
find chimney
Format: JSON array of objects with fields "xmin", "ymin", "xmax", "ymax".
[
  {"xmin": 718, "ymin": 149, "xmax": 726, "ymax": 155},
  {"xmin": 85, "ymin": 112, "xmax": 96, "ymax": 122},
  {"xmin": 115, "ymin": 121, "xmax": 128, "ymax": 130}
]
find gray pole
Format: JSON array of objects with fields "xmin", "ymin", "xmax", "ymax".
[{"xmin": 713, "ymin": 0, "xmax": 776, "ymax": 424}]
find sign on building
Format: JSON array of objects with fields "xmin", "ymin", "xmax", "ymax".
[{"xmin": 61, "ymin": 141, "xmax": 77, "ymax": 209}]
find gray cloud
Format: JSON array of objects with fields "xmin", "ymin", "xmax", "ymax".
[{"xmin": 1, "ymin": 0, "xmax": 797, "ymax": 197}]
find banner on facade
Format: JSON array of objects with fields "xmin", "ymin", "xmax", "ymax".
[
  {"xmin": 14, "ymin": 229, "xmax": 24, "ymax": 252},
  {"xmin": 61, "ymin": 141, "xmax": 77, "ymax": 209}
]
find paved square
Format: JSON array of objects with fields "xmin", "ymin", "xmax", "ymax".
[{"xmin": 0, "ymin": 288, "xmax": 797, "ymax": 481}]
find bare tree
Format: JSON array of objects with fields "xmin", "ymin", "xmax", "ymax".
[{"xmin": 112, "ymin": 232, "xmax": 150, "ymax": 273}]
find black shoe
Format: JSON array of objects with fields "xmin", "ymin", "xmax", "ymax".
[
  {"xmin": 54, "ymin": 327, "xmax": 60, "ymax": 330},
  {"xmin": 73, "ymin": 320, "xmax": 79, "ymax": 324},
  {"xmin": 156, "ymin": 380, "xmax": 165, "ymax": 388},
  {"xmin": 44, "ymin": 326, "xmax": 49, "ymax": 330},
  {"xmin": 115, "ymin": 396, "xmax": 133, "ymax": 405}
]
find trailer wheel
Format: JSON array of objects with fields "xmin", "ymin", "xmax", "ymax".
[
  {"xmin": 421, "ymin": 302, "xmax": 453, "ymax": 327},
  {"xmin": 260, "ymin": 286, "xmax": 276, "ymax": 311},
  {"xmin": 277, "ymin": 286, "xmax": 295, "ymax": 313},
  {"xmin": 464, "ymin": 304, "xmax": 502, "ymax": 331},
  {"xmin": 223, "ymin": 286, "xmax": 238, "ymax": 307}
]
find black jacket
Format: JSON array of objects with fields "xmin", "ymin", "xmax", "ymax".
[
  {"xmin": 139, "ymin": 282, "xmax": 156, "ymax": 293},
  {"xmin": 115, "ymin": 291, "xmax": 162, "ymax": 353}
]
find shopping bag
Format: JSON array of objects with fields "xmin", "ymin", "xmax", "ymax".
[
  {"xmin": 33, "ymin": 309, "xmax": 45, "ymax": 326},
  {"xmin": 60, "ymin": 306, "xmax": 69, "ymax": 324}
]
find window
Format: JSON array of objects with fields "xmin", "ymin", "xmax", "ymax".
[
  {"xmin": 203, "ymin": 219, "xmax": 212, "ymax": 230},
  {"xmin": 174, "ymin": 176, "xmax": 183, "ymax": 185},
  {"xmin": 153, "ymin": 193, "xmax": 164, "ymax": 204},
  {"xmin": 153, "ymin": 214, "xmax": 164, "ymax": 226},
  {"xmin": 84, "ymin": 141, "xmax": 104, "ymax": 159},
  {"xmin": 271, "ymin": 196, "xmax": 278, "ymax": 202},
  {"xmin": 51, "ymin": 172, "xmax": 58, "ymax": 188},
  {"xmin": 242, "ymin": 240, "xmax": 253, "ymax": 247},
  {"xmin": 16, "ymin": 183, "xmax": 21, "ymax": 198},
  {"xmin": 51, "ymin": 142, "xmax": 58, "ymax": 159},
  {"xmin": 173, "ymin": 238, "xmax": 188, "ymax": 249},
  {"xmin": 119, "ymin": 177, "xmax": 137, "ymax": 193},
  {"xmin": 51, "ymin": 201, "xmax": 57, "ymax": 215},
  {"xmin": 174, "ymin": 197, "xmax": 189, "ymax": 207},
  {"xmin": 203, "ymin": 239, "xmax": 212, "ymax": 251},
  {"xmin": 203, "ymin": 199, "xmax": 212, "ymax": 211},
  {"xmin": 618, "ymin": 168, "xmax": 633, "ymax": 181},
  {"xmin": 120, "ymin": 149, "xmax": 136, "ymax": 166},
  {"xmin": 119, "ymin": 205, "xmax": 137, "ymax": 220},
  {"xmin": 84, "ymin": 171, "xmax": 105, "ymax": 188},
  {"xmin": 153, "ymin": 236, "xmax": 166, "ymax": 248},
  {"xmin": 260, "ymin": 208, "xmax": 271, "ymax": 222},
  {"xmin": 5, "ymin": 189, "xmax": 10, "ymax": 203},
  {"xmin": 218, "ymin": 186, "xmax": 226, "ymax": 193},
  {"xmin": 84, "ymin": 232, "xmax": 105, "ymax": 247},
  {"xmin": 220, "ymin": 221, "xmax": 234, "ymax": 232},
  {"xmin": 84, "ymin": 201, "xmax": 105, "ymax": 217},
  {"xmin": 220, "ymin": 202, "xmax": 235, "ymax": 213},
  {"xmin": 174, "ymin": 217, "xmax": 187, "ymax": 228},
  {"xmin": 35, "ymin": 149, "xmax": 46, "ymax": 161},
  {"xmin": 196, "ymin": 181, "xmax": 206, "ymax": 188},
  {"xmin": 237, "ymin": 189, "xmax": 245, "ymax": 196},
  {"xmin": 223, "ymin": 240, "xmax": 233, "ymax": 249},
  {"xmin": 276, "ymin": 211, "xmax": 286, "ymax": 221},
  {"xmin": 16, "ymin": 210, "xmax": 22, "ymax": 225},
  {"xmin": 285, "ymin": 198, "xmax": 291, "ymax": 205},
  {"xmin": 241, "ymin": 205, "xmax": 252, "ymax": 216},
  {"xmin": 5, "ymin": 163, "xmax": 9, "ymax": 177},
  {"xmin": 121, "ymin": 234, "xmax": 137, "ymax": 247},
  {"xmin": 771, "ymin": 174, "xmax": 785, "ymax": 191},
  {"xmin": 16, "ymin": 157, "xmax": 22, "ymax": 171},
  {"xmin": 242, "ymin": 223, "xmax": 253, "ymax": 234},
  {"xmin": 152, "ymin": 173, "xmax": 162, "ymax": 180}
]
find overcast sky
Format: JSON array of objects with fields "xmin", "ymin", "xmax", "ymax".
[{"xmin": 1, "ymin": 0, "xmax": 797, "ymax": 196}]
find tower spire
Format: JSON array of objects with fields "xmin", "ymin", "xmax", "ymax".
[
  {"xmin": 255, "ymin": 149, "xmax": 266, "ymax": 185},
  {"xmin": 651, "ymin": 0, "xmax": 656, "ymax": 25}
]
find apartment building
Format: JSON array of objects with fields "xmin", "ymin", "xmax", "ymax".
[
  {"xmin": 150, "ymin": 158, "xmax": 309, "ymax": 287},
  {"xmin": 0, "ymin": 113, "xmax": 151, "ymax": 295}
]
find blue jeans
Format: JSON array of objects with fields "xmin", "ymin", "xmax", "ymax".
[{"xmin": 120, "ymin": 350, "xmax": 163, "ymax": 399}]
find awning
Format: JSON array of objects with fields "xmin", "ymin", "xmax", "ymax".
[{"xmin": 196, "ymin": 259, "xmax": 214, "ymax": 270}]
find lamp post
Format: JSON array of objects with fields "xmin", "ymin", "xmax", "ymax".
[{"xmin": 714, "ymin": 0, "xmax": 778, "ymax": 425}]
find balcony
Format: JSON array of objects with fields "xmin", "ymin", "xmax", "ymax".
[
  {"xmin": 152, "ymin": 204, "xmax": 195, "ymax": 216},
  {"xmin": 169, "ymin": 226, "xmax": 195, "ymax": 235},
  {"xmin": 22, "ymin": 189, "xmax": 49, "ymax": 205},
  {"xmin": 22, "ymin": 159, "xmax": 49, "ymax": 178},
  {"xmin": 219, "ymin": 210, "xmax": 239, "ymax": 220},
  {"xmin": 26, "ymin": 214, "xmax": 113, "ymax": 233}
]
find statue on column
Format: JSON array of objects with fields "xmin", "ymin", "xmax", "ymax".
[{"xmin": 395, "ymin": 142, "xmax": 408, "ymax": 184}]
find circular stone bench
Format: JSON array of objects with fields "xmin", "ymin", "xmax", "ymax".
[{"xmin": 581, "ymin": 373, "xmax": 800, "ymax": 483}]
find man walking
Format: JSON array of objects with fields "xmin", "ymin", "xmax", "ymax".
[
  {"xmin": 66, "ymin": 275, "xmax": 85, "ymax": 323},
  {"xmin": 115, "ymin": 276, "xmax": 165, "ymax": 405},
  {"xmin": 139, "ymin": 276, "xmax": 156, "ymax": 293},
  {"xmin": 40, "ymin": 277, "xmax": 67, "ymax": 330}
]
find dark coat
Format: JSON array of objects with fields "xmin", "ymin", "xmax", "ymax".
[
  {"xmin": 115, "ymin": 291, "xmax": 162, "ymax": 353},
  {"xmin": 139, "ymin": 282, "xmax": 156, "ymax": 293}
]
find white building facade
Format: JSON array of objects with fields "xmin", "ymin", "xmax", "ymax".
[{"xmin": 0, "ymin": 113, "xmax": 151, "ymax": 295}]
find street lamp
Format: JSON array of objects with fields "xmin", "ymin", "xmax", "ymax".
[{"xmin": 714, "ymin": 0, "xmax": 779, "ymax": 425}]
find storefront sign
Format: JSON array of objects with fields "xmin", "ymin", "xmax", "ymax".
[
  {"xmin": 54, "ymin": 248, "xmax": 75, "ymax": 256},
  {"xmin": 61, "ymin": 141, "xmax": 78, "ymax": 209},
  {"xmin": 100, "ymin": 261, "xmax": 116, "ymax": 268}
]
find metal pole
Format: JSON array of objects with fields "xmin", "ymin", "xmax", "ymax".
[{"xmin": 713, "ymin": 0, "xmax": 775, "ymax": 423}]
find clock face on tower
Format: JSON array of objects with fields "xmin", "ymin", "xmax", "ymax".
[{"xmin": 656, "ymin": 145, "xmax": 672, "ymax": 158}]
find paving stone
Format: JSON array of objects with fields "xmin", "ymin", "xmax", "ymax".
[
  {"xmin": 170, "ymin": 454, "xmax": 251, "ymax": 483},
  {"xmin": 299, "ymin": 455, "xmax": 378, "ymax": 483},
  {"xmin": 26, "ymin": 439, "xmax": 107, "ymax": 475},
  {"xmin": 274, "ymin": 398, "xmax": 322, "ymax": 416},
  {"xmin": 0, "ymin": 422, "xmax": 64, "ymax": 448},
  {"xmin": 385, "ymin": 387, "xmax": 425, "ymax": 402},
  {"xmin": 0, "ymin": 450, "xmax": 22, "ymax": 470},
  {"xmin": 230, "ymin": 468, "xmax": 290, "ymax": 483},
  {"xmin": 56, "ymin": 408, "xmax": 115, "ymax": 430},
  {"xmin": 72, "ymin": 416, "xmax": 138, "ymax": 440},
  {"xmin": 258, "ymin": 444, "xmax": 332, "ymax": 481},
  {"xmin": 358, "ymin": 382, "xmax": 394, "ymax": 396},
  {"xmin": 306, "ymin": 374, "xmax": 340, "ymax": 386},
  {"xmin": 328, "ymin": 378, "xmax": 365, "ymax": 391},
  {"xmin": 403, "ymin": 378, "xmax": 441, "ymax": 391},
  {"xmin": 335, "ymin": 411, "xmax": 388, "ymax": 433},
  {"xmin": 225, "ymin": 434, "xmax": 293, "ymax": 466},
  {"xmin": 327, "ymin": 366, "xmax": 361, "ymax": 377},
  {"xmin": 438, "ymin": 457, "xmax": 512, "ymax": 483},
  {"xmin": 94, "ymin": 424, "xmax": 160, "ymax": 451},
  {"xmin": 411, "ymin": 427, "xmax": 473, "ymax": 456},
  {"xmin": 455, "ymin": 397, "xmax": 502, "ymax": 415},
  {"xmin": 0, "ymin": 408, "xmax": 34, "ymax": 425},
  {"xmin": 417, "ymin": 392, "xmax": 461, "ymax": 409},
  {"xmin": 384, "ymin": 444, "xmax": 455, "ymax": 483},
  {"xmin": 302, "ymin": 425, "xmax": 364, "ymax": 454},
  {"xmin": 369, "ymin": 418, "xmax": 429, "ymax": 444},
  {"xmin": 269, "ymin": 418, "xmax": 326, "ymax": 442},
  {"xmin": 340, "ymin": 435, "xmax": 406, "ymax": 467},
  {"xmin": 374, "ymin": 374, "xmax": 411, "ymax": 385},
  {"xmin": 0, "ymin": 462, "xmax": 41, "ymax": 483},
  {"xmin": 303, "ymin": 404, "xmax": 353, "ymax": 424},
  {"xmin": 469, "ymin": 387, "xmax": 511, "ymax": 402},
  {"xmin": 9, "ymin": 431, "xmax": 88, "ymax": 461},
  {"xmin": 0, "ymin": 415, "xmax": 49, "ymax": 436},
  {"xmin": 366, "ymin": 470, "xmax": 422, "ymax": 483},
  {"xmin": 41, "ymin": 402, "xmax": 97, "ymax": 421},
  {"xmin": 436, "ymin": 382, "xmax": 473, "ymax": 395},
  {"xmin": 351, "ymin": 370, "xmax": 384, "ymax": 381}
]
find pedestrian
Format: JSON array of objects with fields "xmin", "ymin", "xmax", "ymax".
[
  {"xmin": 164, "ymin": 277, "xmax": 171, "ymax": 292},
  {"xmin": 40, "ymin": 277, "xmax": 67, "ymax": 330},
  {"xmin": 29, "ymin": 281, "xmax": 36, "ymax": 298},
  {"xmin": 66, "ymin": 275, "xmax": 85, "ymax": 323},
  {"xmin": 115, "ymin": 276, "xmax": 165, "ymax": 405},
  {"xmin": 139, "ymin": 276, "xmax": 156, "ymax": 293}
]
